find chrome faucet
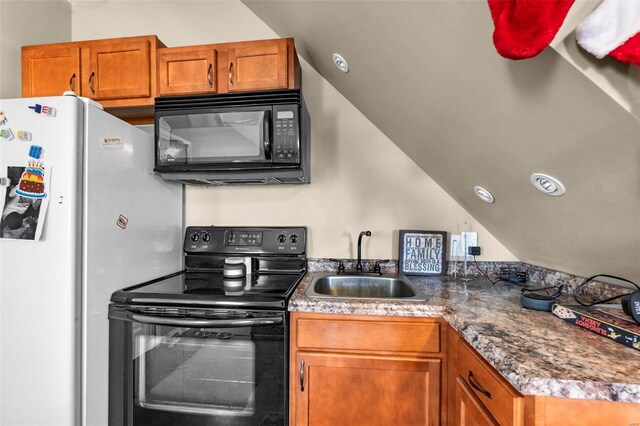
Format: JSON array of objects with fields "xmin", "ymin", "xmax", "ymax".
[{"xmin": 356, "ymin": 231, "xmax": 371, "ymax": 271}]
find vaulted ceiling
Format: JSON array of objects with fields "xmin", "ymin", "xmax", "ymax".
[{"xmin": 243, "ymin": 1, "xmax": 640, "ymax": 281}]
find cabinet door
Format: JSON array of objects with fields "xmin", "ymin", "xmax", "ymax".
[
  {"xmin": 22, "ymin": 46, "xmax": 80, "ymax": 97},
  {"xmin": 456, "ymin": 377, "xmax": 499, "ymax": 426},
  {"xmin": 87, "ymin": 40, "xmax": 150, "ymax": 100},
  {"xmin": 157, "ymin": 48, "xmax": 217, "ymax": 96},
  {"xmin": 227, "ymin": 39, "xmax": 288, "ymax": 92},
  {"xmin": 294, "ymin": 352, "xmax": 440, "ymax": 426}
]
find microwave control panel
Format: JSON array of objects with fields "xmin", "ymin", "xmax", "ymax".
[{"xmin": 273, "ymin": 105, "xmax": 300, "ymax": 164}]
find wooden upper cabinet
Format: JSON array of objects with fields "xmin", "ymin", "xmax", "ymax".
[
  {"xmin": 22, "ymin": 36, "xmax": 298, "ymax": 121},
  {"xmin": 22, "ymin": 35, "xmax": 162, "ymax": 114},
  {"xmin": 226, "ymin": 39, "xmax": 292, "ymax": 92},
  {"xmin": 22, "ymin": 46, "xmax": 80, "ymax": 97},
  {"xmin": 157, "ymin": 47, "xmax": 217, "ymax": 96},
  {"xmin": 85, "ymin": 40, "xmax": 151, "ymax": 100}
]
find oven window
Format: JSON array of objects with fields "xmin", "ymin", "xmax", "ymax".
[
  {"xmin": 130, "ymin": 320, "xmax": 285, "ymax": 425},
  {"xmin": 157, "ymin": 110, "xmax": 267, "ymax": 165}
]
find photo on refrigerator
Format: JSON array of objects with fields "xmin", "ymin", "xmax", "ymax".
[{"xmin": 0, "ymin": 165, "xmax": 50, "ymax": 240}]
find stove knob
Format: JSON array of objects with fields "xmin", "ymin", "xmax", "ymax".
[
  {"xmin": 190, "ymin": 233, "xmax": 200, "ymax": 243},
  {"xmin": 290, "ymin": 234, "xmax": 299, "ymax": 244},
  {"xmin": 277, "ymin": 234, "xmax": 287, "ymax": 244},
  {"xmin": 202, "ymin": 233, "xmax": 211, "ymax": 243}
]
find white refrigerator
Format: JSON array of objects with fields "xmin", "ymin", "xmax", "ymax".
[{"xmin": 0, "ymin": 95, "xmax": 183, "ymax": 425}]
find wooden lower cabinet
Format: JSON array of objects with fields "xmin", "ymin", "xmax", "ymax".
[
  {"xmin": 456, "ymin": 377, "xmax": 498, "ymax": 426},
  {"xmin": 289, "ymin": 313, "xmax": 446, "ymax": 426},
  {"xmin": 290, "ymin": 316, "xmax": 640, "ymax": 426},
  {"xmin": 294, "ymin": 352, "xmax": 440, "ymax": 426},
  {"xmin": 525, "ymin": 396, "xmax": 640, "ymax": 426}
]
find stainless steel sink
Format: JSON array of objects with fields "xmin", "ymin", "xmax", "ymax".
[{"xmin": 306, "ymin": 273, "xmax": 427, "ymax": 301}]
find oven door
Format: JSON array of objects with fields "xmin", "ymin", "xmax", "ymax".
[
  {"xmin": 155, "ymin": 106, "xmax": 273, "ymax": 170},
  {"xmin": 109, "ymin": 306, "xmax": 287, "ymax": 426}
]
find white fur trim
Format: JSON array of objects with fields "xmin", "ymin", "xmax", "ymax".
[{"xmin": 576, "ymin": 0, "xmax": 640, "ymax": 58}]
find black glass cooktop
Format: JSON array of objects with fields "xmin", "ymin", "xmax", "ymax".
[{"xmin": 111, "ymin": 270, "xmax": 305, "ymax": 309}]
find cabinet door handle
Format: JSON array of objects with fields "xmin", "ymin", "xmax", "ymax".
[
  {"xmin": 69, "ymin": 73, "xmax": 76, "ymax": 91},
  {"xmin": 207, "ymin": 63, "xmax": 213, "ymax": 88},
  {"xmin": 88, "ymin": 71, "xmax": 96, "ymax": 95},
  {"xmin": 299, "ymin": 359, "xmax": 305, "ymax": 392},
  {"xmin": 229, "ymin": 62, "xmax": 234, "ymax": 87},
  {"xmin": 468, "ymin": 371, "xmax": 492, "ymax": 399}
]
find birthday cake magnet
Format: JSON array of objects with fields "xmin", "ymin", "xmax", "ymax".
[{"xmin": 16, "ymin": 145, "xmax": 47, "ymax": 199}]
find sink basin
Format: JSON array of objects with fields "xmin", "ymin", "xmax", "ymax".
[{"xmin": 306, "ymin": 273, "xmax": 427, "ymax": 301}]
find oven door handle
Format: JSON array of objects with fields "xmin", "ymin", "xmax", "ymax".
[{"xmin": 121, "ymin": 311, "xmax": 283, "ymax": 328}]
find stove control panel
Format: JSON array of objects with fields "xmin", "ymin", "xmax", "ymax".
[{"xmin": 184, "ymin": 226, "xmax": 307, "ymax": 255}]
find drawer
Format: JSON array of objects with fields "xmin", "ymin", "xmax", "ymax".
[
  {"xmin": 457, "ymin": 339, "xmax": 524, "ymax": 426},
  {"xmin": 294, "ymin": 314, "xmax": 441, "ymax": 355}
]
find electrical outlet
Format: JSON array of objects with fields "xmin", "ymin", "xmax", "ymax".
[{"xmin": 462, "ymin": 232, "xmax": 477, "ymax": 252}]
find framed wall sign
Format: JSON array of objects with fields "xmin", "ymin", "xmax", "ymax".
[{"xmin": 398, "ymin": 230, "xmax": 448, "ymax": 276}]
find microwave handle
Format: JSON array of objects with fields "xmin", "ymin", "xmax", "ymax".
[{"xmin": 264, "ymin": 110, "xmax": 272, "ymax": 160}]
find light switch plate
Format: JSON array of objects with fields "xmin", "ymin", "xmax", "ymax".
[{"xmin": 450, "ymin": 234, "xmax": 462, "ymax": 257}]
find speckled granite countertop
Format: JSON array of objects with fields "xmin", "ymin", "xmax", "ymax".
[{"xmin": 290, "ymin": 273, "xmax": 640, "ymax": 404}]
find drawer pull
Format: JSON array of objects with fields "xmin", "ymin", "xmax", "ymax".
[
  {"xmin": 299, "ymin": 359, "xmax": 305, "ymax": 392},
  {"xmin": 89, "ymin": 71, "xmax": 96, "ymax": 95},
  {"xmin": 229, "ymin": 62, "xmax": 234, "ymax": 87},
  {"xmin": 468, "ymin": 371, "xmax": 492, "ymax": 399},
  {"xmin": 207, "ymin": 63, "xmax": 213, "ymax": 88},
  {"xmin": 69, "ymin": 73, "xmax": 76, "ymax": 91}
]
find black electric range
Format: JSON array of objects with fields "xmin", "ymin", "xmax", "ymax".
[
  {"xmin": 108, "ymin": 226, "xmax": 306, "ymax": 426},
  {"xmin": 110, "ymin": 226, "xmax": 307, "ymax": 309}
]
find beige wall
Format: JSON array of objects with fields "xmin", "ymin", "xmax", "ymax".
[
  {"xmin": 71, "ymin": 0, "xmax": 515, "ymax": 261},
  {"xmin": 0, "ymin": 0, "xmax": 71, "ymax": 98}
]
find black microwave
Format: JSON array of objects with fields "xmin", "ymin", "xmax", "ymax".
[{"xmin": 154, "ymin": 89, "xmax": 310, "ymax": 185}]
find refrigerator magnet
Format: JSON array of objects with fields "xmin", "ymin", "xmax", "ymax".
[
  {"xmin": 0, "ymin": 111, "xmax": 7, "ymax": 125},
  {"xmin": 28, "ymin": 145, "xmax": 44, "ymax": 159},
  {"xmin": 15, "ymin": 159, "xmax": 46, "ymax": 199},
  {"xmin": 102, "ymin": 137, "xmax": 123, "ymax": 149},
  {"xmin": 0, "ymin": 165, "xmax": 50, "ymax": 241},
  {"xmin": 28, "ymin": 104, "xmax": 56, "ymax": 117},
  {"xmin": 116, "ymin": 215, "xmax": 128, "ymax": 230},
  {"xmin": 17, "ymin": 131, "xmax": 32, "ymax": 141},
  {"xmin": 0, "ymin": 128, "xmax": 14, "ymax": 141}
]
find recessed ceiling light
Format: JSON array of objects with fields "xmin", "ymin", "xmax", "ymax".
[
  {"xmin": 530, "ymin": 173, "xmax": 565, "ymax": 196},
  {"xmin": 332, "ymin": 53, "xmax": 349, "ymax": 73},
  {"xmin": 473, "ymin": 186, "xmax": 495, "ymax": 203}
]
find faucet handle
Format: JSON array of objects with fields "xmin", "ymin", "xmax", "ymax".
[
  {"xmin": 374, "ymin": 259, "xmax": 390, "ymax": 275},
  {"xmin": 329, "ymin": 258, "xmax": 346, "ymax": 274}
]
